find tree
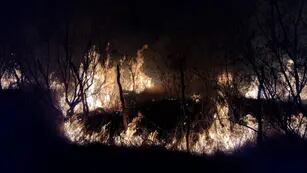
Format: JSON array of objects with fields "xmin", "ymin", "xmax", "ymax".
[
  {"xmin": 57, "ymin": 20, "xmax": 98, "ymax": 118},
  {"xmin": 237, "ymin": 0, "xmax": 307, "ymax": 138}
]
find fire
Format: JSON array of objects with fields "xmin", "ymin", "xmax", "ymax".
[
  {"xmin": 54, "ymin": 45, "xmax": 153, "ymax": 115},
  {"xmin": 166, "ymin": 103, "xmax": 258, "ymax": 155},
  {"xmin": 60, "ymin": 45, "xmax": 160, "ymax": 146},
  {"xmin": 0, "ymin": 69, "xmax": 21, "ymax": 89},
  {"xmin": 61, "ymin": 59, "xmax": 259, "ymax": 155},
  {"xmin": 63, "ymin": 116, "xmax": 110, "ymax": 144},
  {"xmin": 63, "ymin": 112, "xmax": 162, "ymax": 146},
  {"xmin": 1, "ymin": 46, "xmax": 305, "ymax": 156},
  {"xmin": 191, "ymin": 110, "xmax": 257, "ymax": 154},
  {"xmin": 114, "ymin": 112, "xmax": 161, "ymax": 146},
  {"xmin": 244, "ymin": 78, "xmax": 259, "ymax": 99},
  {"xmin": 217, "ymin": 72, "xmax": 233, "ymax": 85},
  {"xmin": 289, "ymin": 113, "xmax": 307, "ymax": 138},
  {"xmin": 191, "ymin": 93, "xmax": 201, "ymax": 103},
  {"xmin": 62, "ymin": 71, "xmax": 258, "ymax": 155}
]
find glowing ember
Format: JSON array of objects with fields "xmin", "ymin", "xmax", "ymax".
[{"xmin": 191, "ymin": 93, "xmax": 201, "ymax": 103}]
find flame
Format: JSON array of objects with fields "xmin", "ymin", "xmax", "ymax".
[
  {"xmin": 64, "ymin": 112, "xmax": 162, "ymax": 146},
  {"xmin": 217, "ymin": 72, "xmax": 233, "ymax": 86},
  {"xmin": 0, "ymin": 69, "xmax": 21, "ymax": 89},
  {"xmin": 61, "ymin": 60, "xmax": 259, "ymax": 155},
  {"xmin": 2, "ymin": 47, "xmax": 305, "ymax": 155},
  {"xmin": 63, "ymin": 87, "xmax": 258, "ymax": 155},
  {"xmin": 192, "ymin": 113, "xmax": 257, "ymax": 154},
  {"xmin": 63, "ymin": 116, "xmax": 110, "ymax": 144},
  {"xmin": 114, "ymin": 112, "xmax": 161, "ymax": 146},
  {"xmin": 289, "ymin": 113, "xmax": 307, "ymax": 138},
  {"xmin": 61, "ymin": 45, "xmax": 161, "ymax": 146},
  {"xmin": 167, "ymin": 103, "xmax": 258, "ymax": 155},
  {"xmin": 54, "ymin": 45, "xmax": 153, "ymax": 115}
]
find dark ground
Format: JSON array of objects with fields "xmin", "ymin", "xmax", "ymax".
[{"xmin": 1, "ymin": 89, "xmax": 307, "ymax": 173}]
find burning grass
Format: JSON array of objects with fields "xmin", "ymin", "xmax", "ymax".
[
  {"xmin": 62, "ymin": 100, "xmax": 258, "ymax": 155},
  {"xmin": 1, "ymin": 45, "xmax": 306, "ymax": 156}
]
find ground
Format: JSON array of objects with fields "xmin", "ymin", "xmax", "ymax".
[{"xmin": 1, "ymin": 89, "xmax": 307, "ymax": 173}]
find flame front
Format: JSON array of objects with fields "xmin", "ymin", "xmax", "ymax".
[
  {"xmin": 2, "ymin": 46, "xmax": 306, "ymax": 156},
  {"xmin": 61, "ymin": 66, "xmax": 259, "ymax": 155}
]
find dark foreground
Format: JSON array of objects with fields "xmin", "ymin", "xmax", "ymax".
[{"xmin": 1, "ymin": 89, "xmax": 307, "ymax": 173}]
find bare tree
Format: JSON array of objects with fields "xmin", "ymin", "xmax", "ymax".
[
  {"xmin": 235, "ymin": 0, "xmax": 307, "ymax": 139},
  {"xmin": 256, "ymin": 0, "xmax": 307, "ymax": 111},
  {"xmin": 57, "ymin": 24, "xmax": 98, "ymax": 118}
]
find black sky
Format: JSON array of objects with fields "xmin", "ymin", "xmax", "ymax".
[
  {"xmin": 1, "ymin": 1, "xmax": 255, "ymax": 34},
  {"xmin": 0, "ymin": 0, "xmax": 256, "ymax": 57}
]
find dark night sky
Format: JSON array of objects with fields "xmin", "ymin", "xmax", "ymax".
[
  {"xmin": 0, "ymin": 0, "xmax": 256, "ymax": 60},
  {"xmin": 1, "ymin": 1, "xmax": 254, "ymax": 37}
]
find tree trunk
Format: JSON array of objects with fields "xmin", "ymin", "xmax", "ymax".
[
  {"xmin": 117, "ymin": 64, "xmax": 128, "ymax": 130},
  {"xmin": 257, "ymin": 83, "xmax": 263, "ymax": 145},
  {"xmin": 180, "ymin": 63, "xmax": 189, "ymax": 152},
  {"xmin": 80, "ymin": 84, "xmax": 89, "ymax": 117}
]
